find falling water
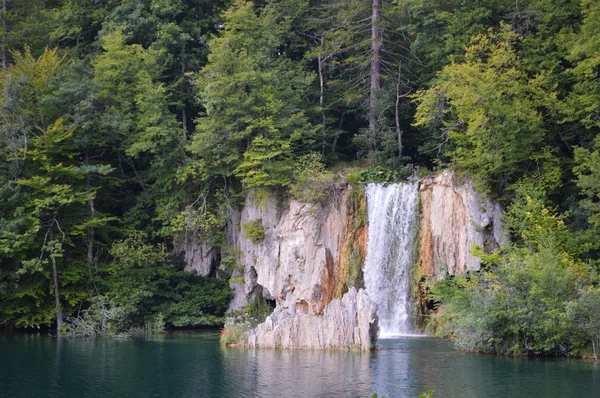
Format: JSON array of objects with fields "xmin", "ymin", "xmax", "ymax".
[{"xmin": 364, "ymin": 183, "xmax": 419, "ymax": 337}]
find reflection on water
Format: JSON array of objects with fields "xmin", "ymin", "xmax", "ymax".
[
  {"xmin": 221, "ymin": 342, "xmax": 372, "ymax": 397},
  {"xmin": 1, "ymin": 332, "xmax": 599, "ymax": 398}
]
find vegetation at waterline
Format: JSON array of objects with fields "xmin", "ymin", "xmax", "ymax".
[
  {"xmin": 55, "ymin": 232, "xmax": 232, "ymax": 337},
  {"xmin": 427, "ymin": 191, "xmax": 600, "ymax": 358},
  {"xmin": 220, "ymin": 296, "xmax": 275, "ymax": 345},
  {"xmin": 0, "ymin": 0, "xmax": 599, "ymax": 355}
]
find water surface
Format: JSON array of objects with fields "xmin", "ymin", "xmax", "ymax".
[{"xmin": 1, "ymin": 332, "xmax": 598, "ymax": 397}]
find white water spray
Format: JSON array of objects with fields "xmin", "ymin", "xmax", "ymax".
[{"xmin": 364, "ymin": 183, "xmax": 419, "ymax": 337}]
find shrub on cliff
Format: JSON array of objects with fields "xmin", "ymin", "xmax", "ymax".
[
  {"xmin": 221, "ymin": 297, "xmax": 275, "ymax": 345},
  {"xmin": 242, "ymin": 219, "xmax": 265, "ymax": 243},
  {"xmin": 289, "ymin": 153, "xmax": 338, "ymax": 204}
]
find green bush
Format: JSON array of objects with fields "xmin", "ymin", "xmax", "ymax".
[
  {"xmin": 345, "ymin": 170, "xmax": 363, "ymax": 187},
  {"xmin": 220, "ymin": 296, "xmax": 275, "ymax": 345},
  {"xmin": 63, "ymin": 232, "xmax": 235, "ymax": 336},
  {"xmin": 244, "ymin": 296, "xmax": 274, "ymax": 327},
  {"xmin": 359, "ymin": 166, "xmax": 398, "ymax": 183},
  {"xmin": 344, "ymin": 166, "xmax": 398, "ymax": 186},
  {"xmin": 566, "ymin": 286, "xmax": 600, "ymax": 360},
  {"xmin": 416, "ymin": 166, "xmax": 431, "ymax": 179},
  {"xmin": 429, "ymin": 197, "xmax": 593, "ymax": 356},
  {"xmin": 289, "ymin": 153, "xmax": 338, "ymax": 204},
  {"xmin": 64, "ymin": 296, "xmax": 128, "ymax": 337},
  {"xmin": 157, "ymin": 278, "xmax": 234, "ymax": 327},
  {"xmin": 242, "ymin": 219, "xmax": 265, "ymax": 243},
  {"xmin": 220, "ymin": 325, "xmax": 246, "ymax": 345}
]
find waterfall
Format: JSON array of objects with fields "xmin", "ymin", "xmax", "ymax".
[{"xmin": 364, "ymin": 183, "xmax": 419, "ymax": 337}]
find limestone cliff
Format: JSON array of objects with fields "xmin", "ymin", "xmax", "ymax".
[
  {"xmin": 418, "ymin": 170, "xmax": 506, "ymax": 278},
  {"xmin": 222, "ymin": 186, "xmax": 378, "ymax": 350},
  {"xmin": 226, "ymin": 186, "xmax": 354, "ymax": 313},
  {"xmin": 180, "ymin": 170, "xmax": 504, "ymax": 286},
  {"xmin": 180, "ymin": 169, "xmax": 505, "ymax": 349}
]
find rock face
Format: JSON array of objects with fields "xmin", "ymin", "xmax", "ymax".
[
  {"xmin": 224, "ymin": 187, "xmax": 377, "ymax": 350},
  {"xmin": 246, "ymin": 287, "xmax": 378, "ymax": 351},
  {"xmin": 227, "ymin": 187, "xmax": 352, "ymax": 314},
  {"xmin": 418, "ymin": 170, "xmax": 506, "ymax": 277},
  {"xmin": 173, "ymin": 237, "xmax": 219, "ymax": 277}
]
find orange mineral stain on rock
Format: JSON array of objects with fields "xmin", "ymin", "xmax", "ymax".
[
  {"xmin": 418, "ymin": 184, "xmax": 434, "ymax": 277},
  {"xmin": 417, "ymin": 170, "xmax": 506, "ymax": 279},
  {"xmin": 333, "ymin": 186, "xmax": 367, "ymax": 300},
  {"xmin": 317, "ymin": 247, "xmax": 336, "ymax": 314}
]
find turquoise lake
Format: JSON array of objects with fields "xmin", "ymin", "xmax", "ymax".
[{"xmin": 1, "ymin": 332, "xmax": 599, "ymax": 397}]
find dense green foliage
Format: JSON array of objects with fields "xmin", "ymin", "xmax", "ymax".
[
  {"xmin": 289, "ymin": 153, "xmax": 338, "ymax": 204},
  {"xmin": 429, "ymin": 195, "xmax": 599, "ymax": 357},
  {"xmin": 414, "ymin": 25, "xmax": 555, "ymax": 190},
  {"xmin": 0, "ymin": 0, "xmax": 600, "ymax": 355},
  {"xmin": 241, "ymin": 219, "xmax": 265, "ymax": 243}
]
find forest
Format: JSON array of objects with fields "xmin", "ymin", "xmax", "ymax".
[{"xmin": 0, "ymin": 0, "xmax": 599, "ymax": 357}]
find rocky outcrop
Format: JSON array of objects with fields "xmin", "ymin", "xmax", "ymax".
[
  {"xmin": 173, "ymin": 237, "xmax": 219, "ymax": 277},
  {"xmin": 246, "ymin": 287, "xmax": 378, "ymax": 351},
  {"xmin": 227, "ymin": 187, "xmax": 353, "ymax": 314},
  {"xmin": 418, "ymin": 170, "xmax": 506, "ymax": 277},
  {"xmin": 334, "ymin": 188, "xmax": 368, "ymax": 299},
  {"xmin": 223, "ymin": 187, "xmax": 378, "ymax": 350}
]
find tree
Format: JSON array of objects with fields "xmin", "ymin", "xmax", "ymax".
[
  {"xmin": 189, "ymin": 0, "xmax": 316, "ymax": 186},
  {"xmin": 369, "ymin": 0, "xmax": 383, "ymax": 157},
  {"xmin": 567, "ymin": 286, "xmax": 600, "ymax": 360},
  {"xmin": 562, "ymin": 0, "xmax": 600, "ymax": 131},
  {"xmin": 413, "ymin": 25, "xmax": 556, "ymax": 191},
  {"xmin": 313, "ymin": 0, "xmax": 420, "ymax": 164},
  {"xmin": 400, "ymin": 0, "xmax": 514, "ymax": 74},
  {"xmin": 574, "ymin": 136, "xmax": 600, "ymax": 229},
  {"xmin": 16, "ymin": 119, "xmax": 94, "ymax": 333},
  {"xmin": 0, "ymin": 0, "xmax": 249, "ymax": 333},
  {"xmin": 104, "ymin": 231, "xmax": 232, "ymax": 330},
  {"xmin": 0, "ymin": 48, "xmax": 111, "ymax": 332},
  {"xmin": 94, "ymin": 28, "xmax": 179, "ymax": 159},
  {"xmin": 50, "ymin": 0, "xmax": 118, "ymax": 55},
  {"xmin": 234, "ymin": 136, "xmax": 294, "ymax": 188}
]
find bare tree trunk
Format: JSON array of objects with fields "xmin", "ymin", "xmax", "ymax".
[
  {"xmin": 395, "ymin": 77, "xmax": 403, "ymax": 161},
  {"xmin": 594, "ymin": 331, "xmax": 599, "ymax": 361},
  {"xmin": 331, "ymin": 113, "xmax": 345, "ymax": 154},
  {"xmin": 2, "ymin": 0, "xmax": 6, "ymax": 70},
  {"xmin": 49, "ymin": 228, "xmax": 63, "ymax": 335},
  {"xmin": 369, "ymin": 0, "xmax": 383, "ymax": 158},
  {"xmin": 86, "ymin": 227, "xmax": 97, "ymax": 294},
  {"xmin": 85, "ymin": 154, "xmax": 99, "ymax": 296},
  {"xmin": 181, "ymin": 54, "xmax": 187, "ymax": 142},
  {"xmin": 318, "ymin": 37, "xmax": 326, "ymax": 155},
  {"xmin": 182, "ymin": 108, "xmax": 187, "ymax": 142}
]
